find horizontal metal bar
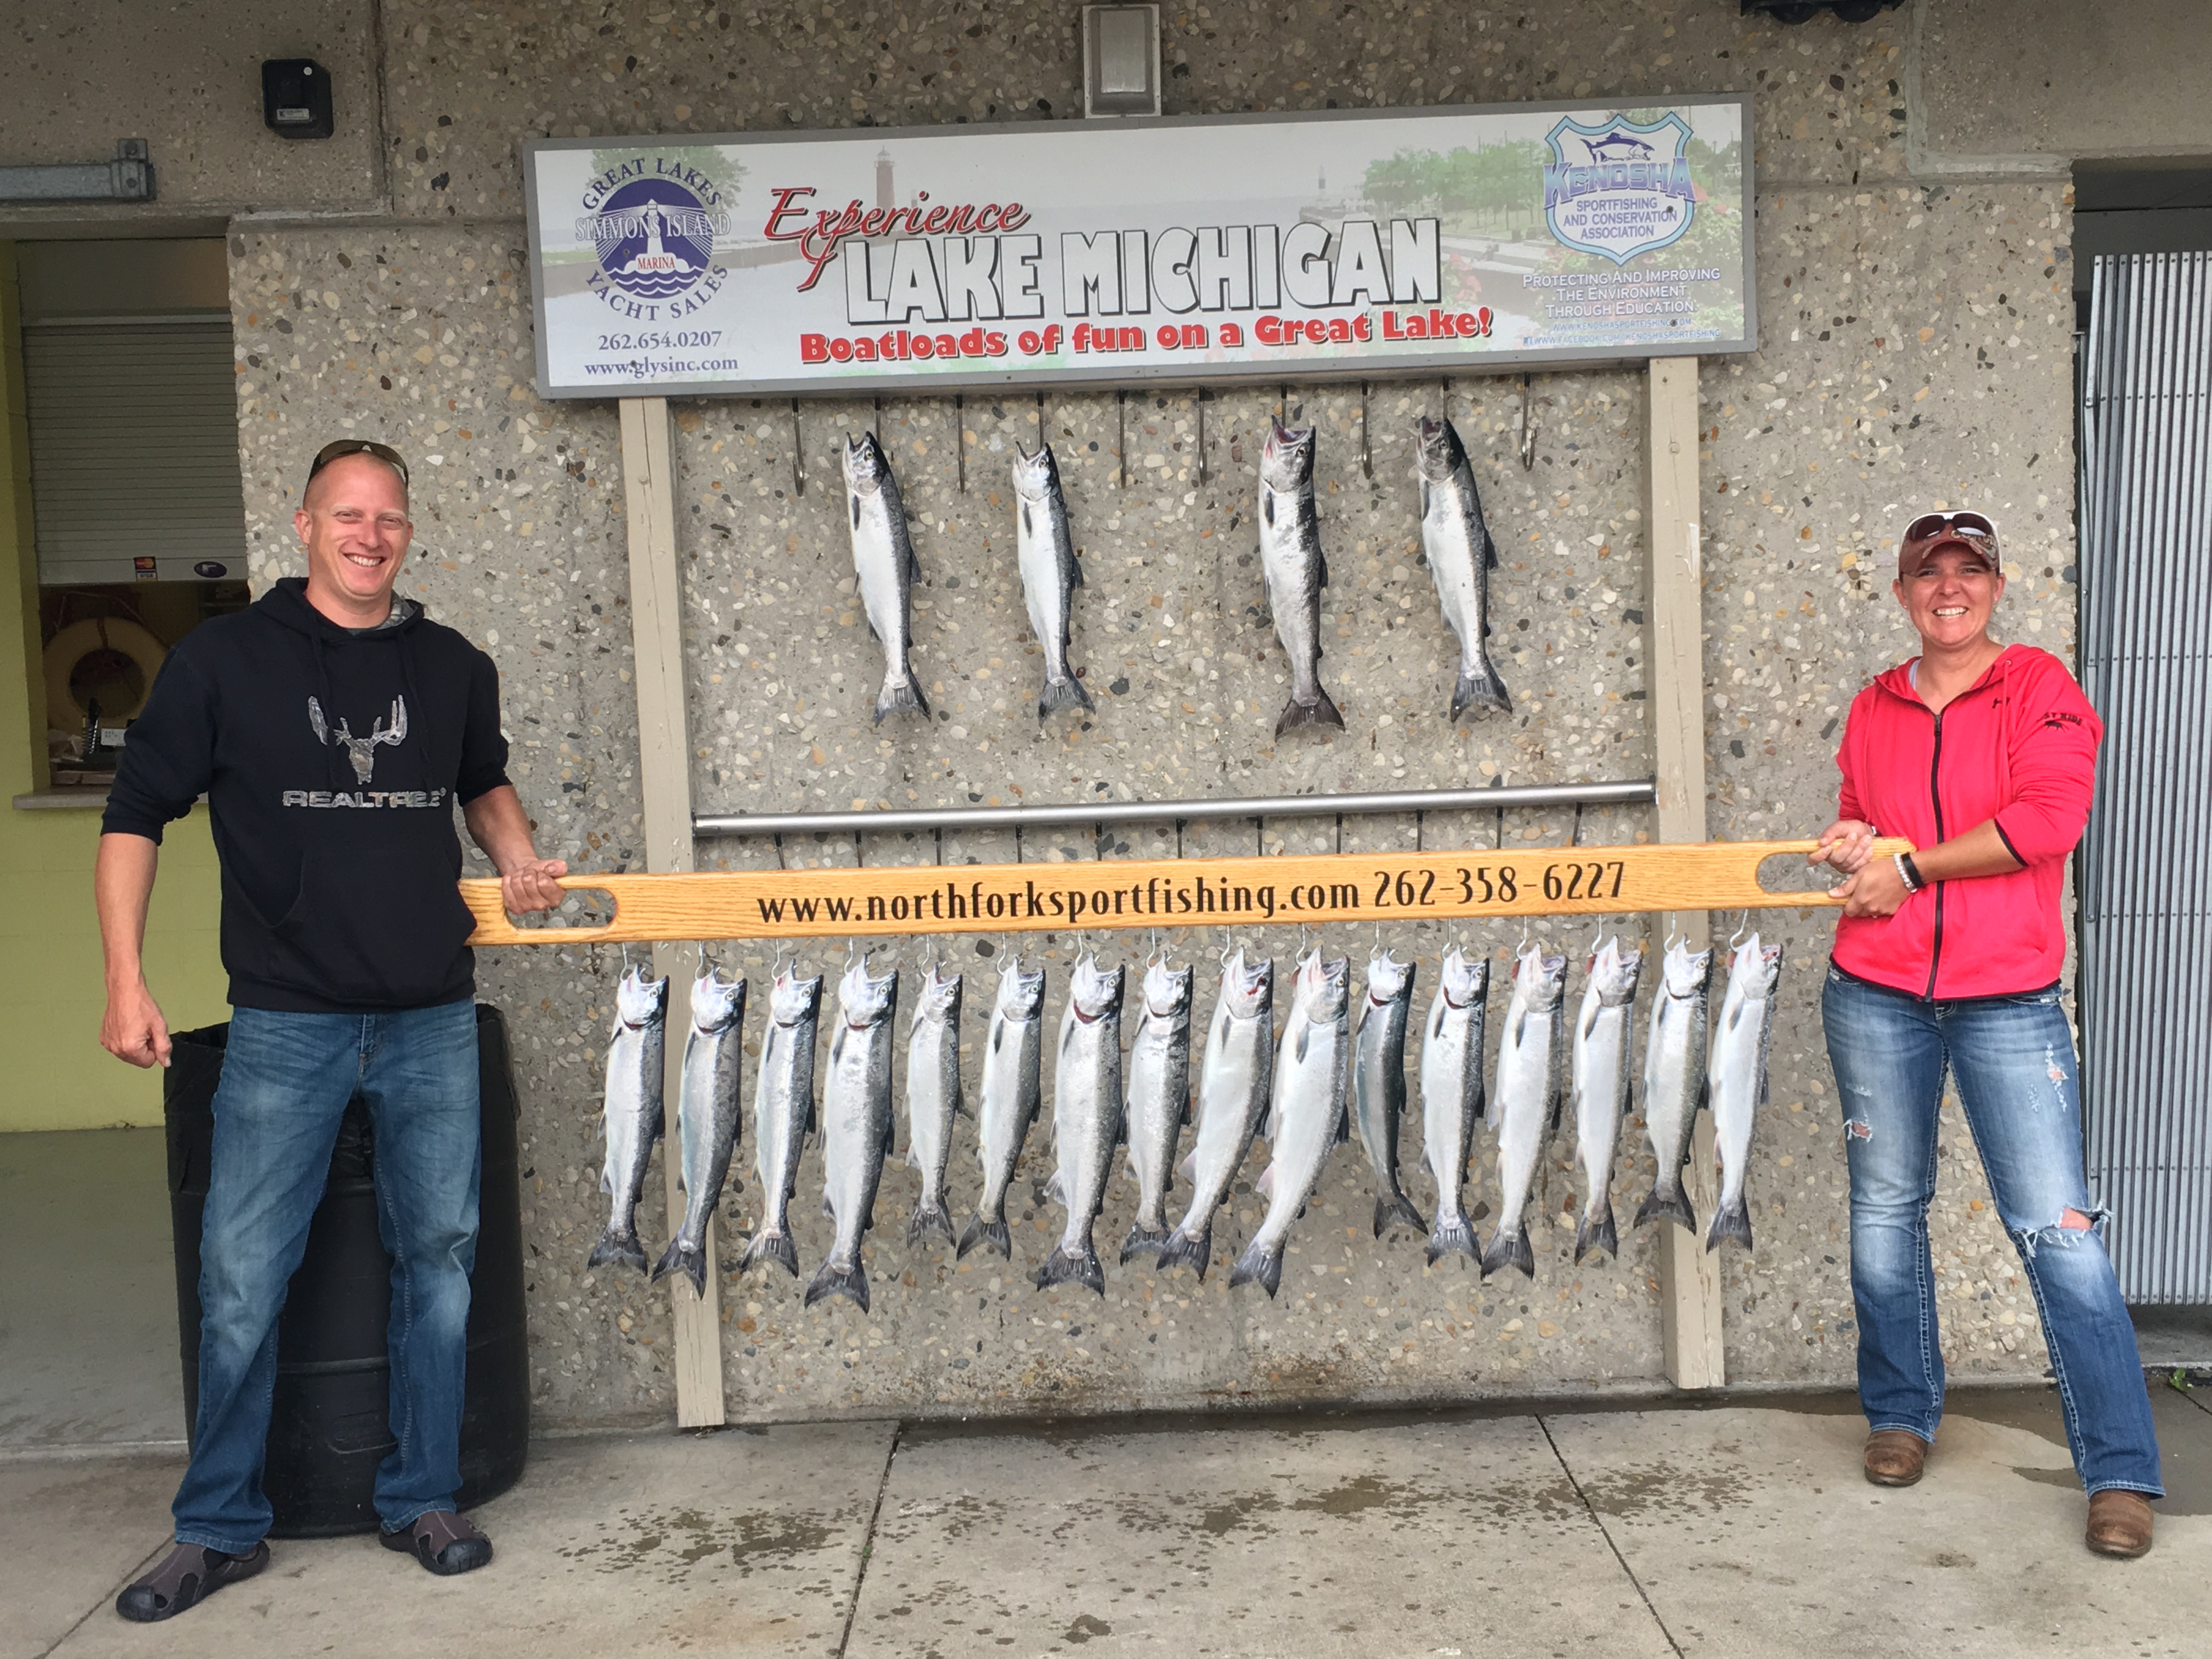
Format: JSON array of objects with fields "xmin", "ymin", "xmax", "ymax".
[
  {"xmin": 0, "ymin": 140, "xmax": 154, "ymax": 204},
  {"xmin": 693, "ymin": 778, "xmax": 1656, "ymax": 839}
]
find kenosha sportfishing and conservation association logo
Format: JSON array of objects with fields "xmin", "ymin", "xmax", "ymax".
[
  {"xmin": 575, "ymin": 159, "xmax": 733, "ymax": 318},
  {"xmin": 1541, "ymin": 112, "xmax": 1697, "ymax": 266}
]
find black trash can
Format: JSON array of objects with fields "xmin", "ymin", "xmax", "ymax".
[{"xmin": 165, "ymin": 1004, "xmax": 531, "ymax": 1537}]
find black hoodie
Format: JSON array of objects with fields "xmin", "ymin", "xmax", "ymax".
[{"xmin": 103, "ymin": 579, "xmax": 511, "ymax": 1014}]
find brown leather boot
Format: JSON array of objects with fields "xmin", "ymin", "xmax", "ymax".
[
  {"xmin": 2086, "ymin": 1491, "xmax": 2154, "ymax": 1558},
  {"xmin": 1863, "ymin": 1429, "xmax": 1929, "ymax": 1487}
]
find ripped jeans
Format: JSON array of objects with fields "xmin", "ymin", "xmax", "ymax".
[{"xmin": 1821, "ymin": 965, "xmax": 2162, "ymax": 1496}]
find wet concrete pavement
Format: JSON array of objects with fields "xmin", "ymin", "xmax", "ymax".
[{"xmin": 11, "ymin": 1381, "xmax": 2209, "ymax": 1659}]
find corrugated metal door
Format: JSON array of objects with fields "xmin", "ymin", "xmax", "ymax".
[
  {"xmin": 23, "ymin": 317, "xmax": 248, "ymax": 585},
  {"xmin": 2077, "ymin": 251, "xmax": 2212, "ymax": 1305}
]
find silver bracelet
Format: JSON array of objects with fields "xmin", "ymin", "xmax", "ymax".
[{"xmin": 1893, "ymin": 851, "xmax": 1922, "ymax": 894}]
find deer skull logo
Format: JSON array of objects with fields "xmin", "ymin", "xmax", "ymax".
[{"xmin": 308, "ymin": 696, "xmax": 408, "ymax": 786}]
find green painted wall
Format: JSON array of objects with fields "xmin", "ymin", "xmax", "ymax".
[{"xmin": 1, "ymin": 242, "xmax": 228, "ymax": 1131}]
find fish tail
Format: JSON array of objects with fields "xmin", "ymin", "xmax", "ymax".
[
  {"xmin": 1155, "ymin": 1222, "xmax": 1213, "ymax": 1282},
  {"xmin": 1425, "ymin": 1213, "xmax": 1482, "ymax": 1267},
  {"xmin": 1274, "ymin": 685, "xmax": 1345, "ymax": 737},
  {"xmin": 1227, "ymin": 1236, "xmax": 1284, "ymax": 1298},
  {"xmin": 738, "ymin": 1226, "xmax": 799, "ymax": 1278},
  {"xmin": 1033, "ymin": 1240, "xmax": 1106, "ymax": 1295},
  {"xmin": 1374, "ymin": 1190, "xmax": 1429, "ymax": 1239},
  {"xmin": 1634, "ymin": 1182, "xmax": 1698, "ymax": 1234},
  {"xmin": 1479, "ymin": 1224, "xmax": 1535, "ymax": 1280},
  {"xmin": 1037, "ymin": 674, "xmax": 1095, "ymax": 719},
  {"xmin": 1119, "ymin": 1220, "xmax": 1170, "ymax": 1264},
  {"xmin": 586, "ymin": 1226, "xmax": 648, "ymax": 1274},
  {"xmin": 1451, "ymin": 659, "xmax": 1512, "ymax": 722},
  {"xmin": 803, "ymin": 1252, "xmax": 871, "ymax": 1312},
  {"xmin": 649, "ymin": 1235, "xmax": 708, "ymax": 1295},
  {"xmin": 1706, "ymin": 1196, "xmax": 1754, "ymax": 1254},
  {"xmin": 873, "ymin": 673, "xmax": 930, "ymax": 724},
  {"xmin": 957, "ymin": 1211, "xmax": 1012, "ymax": 1261},
  {"xmin": 907, "ymin": 1201, "xmax": 956, "ymax": 1248},
  {"xmin": 1573, "ymin": 1201, "xmax": 1618, "ymax": 1263}
]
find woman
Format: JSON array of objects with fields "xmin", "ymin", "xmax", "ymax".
[{"xmin": 1809, "ymin": 510, "xmax": 2162, "ymax": 1559}]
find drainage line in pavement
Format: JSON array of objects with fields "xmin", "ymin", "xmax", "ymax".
[
  {"xmin": 834, "ymin": 1421, "xmax": 906, "ymax": 1658},
  {"xmin": 1536, "ymin": 1414, "xmax": 1686, "ymax": 1659}
]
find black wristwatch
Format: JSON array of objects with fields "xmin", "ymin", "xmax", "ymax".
[{"xmin": 1894, "ymin": 851, "xmax": 1926, "ymax": 893}]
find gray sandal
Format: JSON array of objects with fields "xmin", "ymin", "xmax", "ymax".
[
  {"xmin": 380, "ymin": 1510, "xmax": 493, "ymax": 1576},
  {"xmin": 115, "ymin": 1539, "xmax": 269, "ymax": 1622}
]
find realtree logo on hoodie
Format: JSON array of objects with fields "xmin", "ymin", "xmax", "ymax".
[{"xmin": 284, "ymin": 694, "xmax": 452, "ymax": 808}]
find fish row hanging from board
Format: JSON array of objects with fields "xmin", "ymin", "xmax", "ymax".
[
  {"xmin": 590, "ymin": 930, "xmax": 1782, "ymax": 1313},
  {"xmin": 839, "ymin": 410, "xmax": 1513, "ymax": 738}
]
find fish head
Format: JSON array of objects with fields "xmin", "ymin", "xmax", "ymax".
[
  {"xmin": 996, "ymin": 956, "xmax": 1048, "ymax": 1022},
  {"xmin": 769, "ymin": 967, "xmax": 825, "ymax": 1026},
  {"xmin": 837, "ymin": 954, "xmax": 899, "ymax": 1028},
  {"xmin": 1737, "ymin": 934, "xmax": 1784, "ymax": 998},
  {"xmin": 1516, "ymin": 944, "xmax": 1569, "ymax": 1012},
  {"xmin": 1220, "ymin": 949, "xmax": 1274, "ymax": 1019},
  {"xmin": 1439, "ymin": 945, "xmax": 1490, "ymax": 1008},
  {"xmin": 690, "ymin": 964, "xmax": 745, "ymax": 1032},
  {"xmin": 1141, "ymin": 956, "xmax": 1194, "ymax": 1020},
  {"xmin": 842, "ymin": 431, "xmax": 889, "ymax": 495},
  {"xmin": 1365, "ymin": 949, "xmax": 1415, "ymax": 1007},
  {"xmin": 1066, "ymin": 953, "xmax": 1126, "ymax": 1024},
  {"xmin": 1412, "ymin": 415, "xmax": 1468, "ymax": 482},
  {"xmin": 1298, "ymin": 951, "xmax": 1351, "ymax": 1022},
  {"xmin": 614, "ymin": 964, "xmax": 668, "ymax": 1030},
  {"xmin": 1010, "ymin": 441, "xmax": 1060, "ymax": 504},
  {"xmin": 1661, "ymin": 938, "xmax": 1716, "ymax": 998},
  {"xmin": 1589, "ymin": 938, "xmax": 1643, "ymax": 1007},
  {"xmin": 915, "ymin": 963, "xmax": 963, "ymax": 1024},
  {"xmin": 1259, "ymin": 417, "xmax": 1316, "ymax": 492}
]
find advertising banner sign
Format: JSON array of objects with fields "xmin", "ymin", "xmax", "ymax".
[{"xmin": 522, "ymin": 95, "xmax": 1752, "ymax": 400}]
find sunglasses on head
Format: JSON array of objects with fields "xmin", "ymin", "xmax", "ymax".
[
  {"xmin": 308, "ymin": 439, "xmax": 410, "ymax": 489},
  {"xmin": 1902, "ymin": 511, "xmax": 1997, "ymax": 549}
]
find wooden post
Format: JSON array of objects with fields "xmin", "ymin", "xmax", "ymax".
[
  {"xmin": 618, "ymin": 395, "xmax": 725, "ymax": 1427},
  {"xmin": 1644, "ymin": 358, "xmax": 1726, "ymax": 1390}
]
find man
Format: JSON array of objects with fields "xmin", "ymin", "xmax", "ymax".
[{"xmin": 96, "ymin": 439, "xmax": 567, "ymax": 1621}]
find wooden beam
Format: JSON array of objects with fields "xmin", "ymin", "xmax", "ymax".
[
  {"xmin": 1644, "ymin": 356, "xmax": 1727, "ymax": 1391},
  {"xmin": 617, "ymin": 396, "xmax": 725, "ymax": 1429}
]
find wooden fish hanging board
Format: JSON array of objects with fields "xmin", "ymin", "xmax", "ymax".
[{"xmin": 460, "ymin": 837, "xmax": 1909, "ymax": 947}]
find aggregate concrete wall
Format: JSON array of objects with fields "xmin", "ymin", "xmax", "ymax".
[{"xmin": 51, "ymin": 0, "xmax": 2101, "ymax": 1424}]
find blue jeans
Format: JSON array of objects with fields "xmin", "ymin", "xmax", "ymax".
[
  {"xmin": 173, "ymin": 1001, "xmax": 482, "ymax": 1551},
  {"xmin": 1820, "ymin": 966, "xmax": 2161, "ymax": 1496}
]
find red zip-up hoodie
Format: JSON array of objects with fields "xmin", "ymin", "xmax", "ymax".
[{"xmin": 1832, "ymin": 643, "xmax": 2100, "ymax": 1000}]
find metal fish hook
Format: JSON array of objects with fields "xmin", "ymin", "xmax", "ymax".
[
  {"xmin": 1728, "ymin": 911, "xmax": 1750, "ymax": 949},
  {"xmin": 1517, "ymin": 917, "xmax": 1532, "ymax": 955}
]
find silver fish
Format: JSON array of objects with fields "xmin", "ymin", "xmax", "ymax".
[
  {"xmin": 589, "ymin": 965, "xmax": 669, "ymax": 1273},
  {"xmin": 1231, "ymin": 951, "xmax": 1351, "ymax": 1297},
  {"xmin": 739, "ymin": 964, "xmax": 824, "ymax": 1278},
  {"xmin": 1352, "ymin": 950, "xmax": 1425, "ymax": 1239},
  {"xmin": 904, "ymin": 966, "xmax": 964, "ymax": 1248},
  {"xmin": 1037, "ymin": 954, "xmax": 1126, "ymax": 1294},
  {"xmin": 842, "ymin": 431, "xmax": 930, "ymax": 723},
  {"xmin": 1159, "ymin": 950, "xmax": 1275, "ymax": 1280},
  {"xmin": 1013, "ymin": 442, "xmax": 1094, "ymax": 719},
  {"xmin": 652, "ymin": 964, "xmax": 748, "ymax": 1294},
  {"xmin": 1419, "ymin": 947, "xmax": 1491, "ymax": 1266},
  {"xmin": 1482, "ymin": 944, "xmax": 1568, "ymax": 1279},
  {"xmin": 1706, "ymin": 933, "xmax": 1781, "ymax": 1254},
  {"xmin": 805, "ymin": 956, "xmax": 900, "ymax": 1311},
  {"xmin": 1633, "ymin": 939, "xmax": 1713, "ymax": 1235},
  {"xmin": 1257, "ymin": 417, "xmax": 1344, "ymax": 736},
  {"xmin": 957, "ymin": 956, "xmax": 1047, "ymax": 1261},
  {"xmin": 1120, "ymin": 957, "xmax": 1194, "ymax": 1262},
  {"xmin": 1568, "ymin": 938, "xmax": 1643, "ymax": 1264},
  {"xmin": 1413, "ymin": 415, "xmax": 1511, "ymax": 721}
]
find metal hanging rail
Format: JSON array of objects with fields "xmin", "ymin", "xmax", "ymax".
[{"xmin": 691, "ymin": 777, "xmax": 1656, "ymax": 839}]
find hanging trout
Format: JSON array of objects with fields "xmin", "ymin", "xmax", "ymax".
[
  {"xmin": 1633, "ymin": 939, "xmax": 1713, "ymax": 1235},
  {"xmin": 1120, "ymin": 956, "xmax": 1194, "ymax": 1262},
  {"xmin": 1158, "ymin": 949, "xmax": 1275, "ymax": 1280},
  {"xmin": 1413, "ymin": 415, "xmax": 1511, "ymax": 721},
  {"xmin": 904, "ymin": 965, "xmax": 964, "ymax": 1248},
  {"xmin": 589, "ymin": 964, "xmax": 670, "ymax": 1273},
  {"xmin": 1706, "ymin": 933, "xmax": 1781, "ymax": 1254},
  {"xmin": 1231, "ymin": 951, "xmax": 1351, "ymax": 1297},
  {"xmin": 1419, "ymin": 946, "xmax": 1491, "ymax": 1266},
  {"xmin": 1568, "ymin": 938, "xmax": 1642, "ymax": 1264},
  {"xmin": 653, "ymin": 963, "xmax": 748, "ymax": 1294},
  {"xmin": 1037, "ymin": 954, "xmax": 1126, "ymax": 1294},
  {"xmin": 842, "ymin": 431, "xmax": 930, "ymax": 723},
  {"xmin": 1352, "ymin": 950, "xmax": 1425, "ymax": 1239},
  {"xmin": 805, "ymin": 956, "xmax": 899, "ymax": 1311},
  {"xmin": 739, "ymin": 963, "xmax": 824, "ymax": 1278},
  {"xmin": 957, "ymin": 956, "xmax": 1047, "ymax": 1261},
  {"xmin": 1256, "ymin": 417, "xmax": 1344, "ymax": 736},
  {"xmin": 1482, "ymin": 944, "xmax": 1567, "ymax": 1280},
  {"xmin": 1013, "ymin": 442, "xmax": 1094, "ymax": 719}
]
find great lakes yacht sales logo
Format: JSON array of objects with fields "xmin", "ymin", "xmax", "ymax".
[
  {"xmin": 575, "ymin": 159, "xmax": 733, "ymax": 317},
  {"xmin": 1542, "ymin": 112, "xmax": 1698, "ymax": 266}
]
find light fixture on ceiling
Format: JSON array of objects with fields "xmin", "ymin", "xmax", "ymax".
[{"xmin": 1742, "ymin": 0, "xmax": 1904, "ymax": 22}]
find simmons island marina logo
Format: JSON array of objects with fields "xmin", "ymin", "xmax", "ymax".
[
  {"xmin": 575, "ymin": 156, "xmax": 733, "ymax": 319},
  {"xmin": 1541, "ymin": 111, "xmax": 1697, "ymax": 266}
]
